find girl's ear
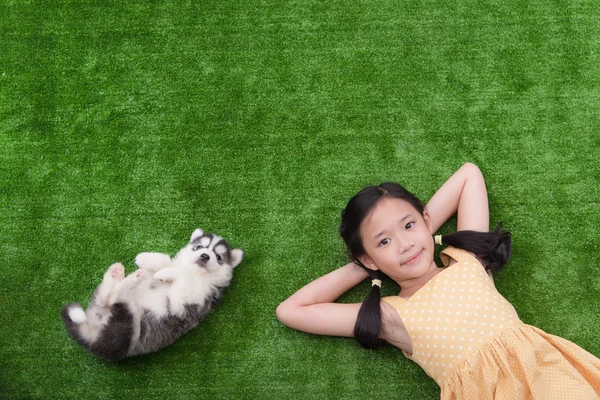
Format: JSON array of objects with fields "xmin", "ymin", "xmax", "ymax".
[
  {"xmin": 423, "ymin": 209, "xmax": 434, "ymax": 234},
  {"xmin": 358, "ymin": 255, "xmax": 379, "ymax": 271}
]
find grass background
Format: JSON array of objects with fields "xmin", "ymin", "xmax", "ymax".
[{"xmin": 1, "ymin": 0, "xmax": 599, "ymax": 398}]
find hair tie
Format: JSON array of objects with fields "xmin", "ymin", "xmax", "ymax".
[
  {"xmin": 371, "ymin": 279, "xmax": 382, "ymax": 288},
  {"xmin": 434, "ymin": 235, "xmax": 443, "ymax": 245}
]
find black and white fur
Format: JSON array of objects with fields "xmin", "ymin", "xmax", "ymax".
[{"xmin": 61, "ymin": 228, "xmax": 243, "ymax": 362}]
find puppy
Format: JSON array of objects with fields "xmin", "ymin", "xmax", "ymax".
[{"xmin": 61, "ymin": 228, "xmax": 243, "ymax": 362}]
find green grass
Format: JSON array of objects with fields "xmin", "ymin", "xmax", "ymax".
[{"xmin": 1, "ymin": 0, "xmax": 599, "ymax": 398}]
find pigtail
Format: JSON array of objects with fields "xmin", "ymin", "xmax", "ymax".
[
  {"xmin": 353, "ymin": 264, "xmax": 385, "ymax": 349},
  {"xmin": 437, "ymin": 223, "xmax": 512, "ymax": 273}
]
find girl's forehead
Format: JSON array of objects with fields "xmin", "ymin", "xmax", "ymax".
[{"xmin": 361, "ymin": 197, "xmax": 417, "ymax": 234}]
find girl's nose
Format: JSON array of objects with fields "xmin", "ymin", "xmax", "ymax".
[{"xmin": 397, "ymin": 237, "xmax": 414, "ymax": 254}]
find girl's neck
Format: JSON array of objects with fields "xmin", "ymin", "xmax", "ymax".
[{"xmin": 398, "ymin": 261, "xmax": 443, "ymax": 299}]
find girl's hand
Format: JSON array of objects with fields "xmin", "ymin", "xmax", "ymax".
[{"xmin": 425, "ymin": 162, "xmax": 489, "ymax": 233}]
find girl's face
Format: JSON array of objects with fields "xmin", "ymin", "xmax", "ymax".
[{"xmin": 358, "ymin": 197, "xmax": 436, "ymax": 284}]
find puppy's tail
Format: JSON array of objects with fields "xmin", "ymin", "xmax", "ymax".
[
  {"xmin": 61, "ymin": 303, "xmax": 93, "ymax": 347},
  {"xmin": 63, "ymin": 303, "xmax": 87, "ymax": 324}
]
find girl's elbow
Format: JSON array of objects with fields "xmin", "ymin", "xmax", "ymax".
[
  {"xmin": 462, "ymin": 162, "xmax": 485, "ymax": 183},
  {"xmin": 276, "ymin": 301, "xmax": 293, "ymax": 326},
  {"xmin": 462, "ymin": 162, "xmax": 481, "ymax": 174},
  {"xmin": 276, "ymin": 301, "xmax": 308, "ymax": 330}
]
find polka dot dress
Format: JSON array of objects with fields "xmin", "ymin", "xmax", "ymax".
[{"xmin": 382, "ymin": 247, "xmax": 600, "ymax": 400}]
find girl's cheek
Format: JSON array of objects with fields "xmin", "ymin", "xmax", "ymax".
[{"xmin": 382, "ymin": 246, "xmax": 396, "ymax": 258}]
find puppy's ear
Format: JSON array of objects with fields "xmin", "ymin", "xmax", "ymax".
[
  {"xmin": 190, "ymin": 229, "xmax": 204, "ymax": 242},
  {"xmin": 230, "ymin": 249, "xmax": 244, "ymax": 268}
]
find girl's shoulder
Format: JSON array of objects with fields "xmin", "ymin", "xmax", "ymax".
[{"xmin": 439, "ymin": 246, "xmax": 481, "ymax": 268}]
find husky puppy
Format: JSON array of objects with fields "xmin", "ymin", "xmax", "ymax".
[{"xmin": 61, "ymin": 228, "xmax": 243, "ymax": 362}]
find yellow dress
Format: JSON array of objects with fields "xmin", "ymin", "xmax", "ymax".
[{"xmin": 381, "ymin": 246, "xmax": 600, "ymax": 399}]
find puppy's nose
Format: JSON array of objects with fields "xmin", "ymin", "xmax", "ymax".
[{"xmin": 200, "ymin": 253, "xmax": 210, "ymax": 261}]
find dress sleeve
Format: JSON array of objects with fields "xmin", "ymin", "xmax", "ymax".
[
  {"xmin": 440, "ymin": 246, "xmax": 468, "ymax": 267},
  {"xmin": 440, "ymin": 246, "xmax": 481, "ymax": 268}
]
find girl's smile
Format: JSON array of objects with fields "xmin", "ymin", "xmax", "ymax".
[{"xmin": 403, "ymin": 250, "xmax": 423, "ymax": 265}]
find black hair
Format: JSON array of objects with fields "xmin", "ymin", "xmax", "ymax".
[{"xmin": 339, "ymin": 182, "xmax": 511, "ymax": 349}]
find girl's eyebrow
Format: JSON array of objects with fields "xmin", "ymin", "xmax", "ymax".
[{"xmin": 373, "ymin": 214, "xmax": 412, "ymax": 241}]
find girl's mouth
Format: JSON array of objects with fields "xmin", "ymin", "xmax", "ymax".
[{"xmin": 403, "ymin": 250, "xmax": 422, "ymax": 265}]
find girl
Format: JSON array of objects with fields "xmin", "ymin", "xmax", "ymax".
[{"xmin": 276, "ymin": 163, "xmax": 600, "ymax": 399}]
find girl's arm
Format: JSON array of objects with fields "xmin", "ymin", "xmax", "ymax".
[
  {"xmin": 425, "ymin": 163, "xmax": 493, "ymax": 280},
  {"xmin": 276, "ymin": 265, "xmax": 412, "ymax": 352},
  {"xmin": 425, "ymin": 162, "xmax": 489, "ymax": 233},
  {"xmin": 276, "ymin": 263, "xmax": 368, "ymax": 337}
]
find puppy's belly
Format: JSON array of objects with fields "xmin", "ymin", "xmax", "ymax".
[{"xmin": 135, "ymin": 282, "xmax": 171, "ymax": 316}]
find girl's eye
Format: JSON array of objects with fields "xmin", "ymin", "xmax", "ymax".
[
  {"xmin": 406, "ymin": 222, "xmax": 415, "ymax": 229},
  {"xmin": 379, "ymin": 238, "xmax": 390, "ymax": 247}
]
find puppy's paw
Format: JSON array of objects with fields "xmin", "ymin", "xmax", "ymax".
[
  {"xmin": 106, "ymin": 263, "xmax": 125, "ymax": 281},
  {"xmin": 135, "ymin": 252, "xmax": 171, "ymax": 271},
  {"xmin": 135, "ymin": 253, "xmax": 155, "ymax": 269},
  {"xmin": 120, "ymin": 269, "xmax": 146, "ymax": 289},
  {"xmin": 152, "ymin": 269, "xmax": 175, "ymax": 283},
  {"xmin": 132, "ymin": 268, "xmax": 146, "ymax": 282}
]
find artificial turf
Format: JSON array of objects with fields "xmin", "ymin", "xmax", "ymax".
[{"xmin": 1, "ymin": 0, "xmax": 599, "ymax": 398}]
